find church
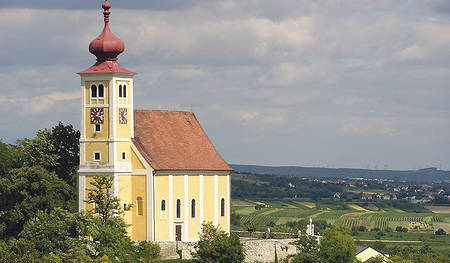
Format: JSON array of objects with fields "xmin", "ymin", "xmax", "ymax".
[{"xmin": 77, "ymin": 0, "xmax": 233, "ymax": 242}]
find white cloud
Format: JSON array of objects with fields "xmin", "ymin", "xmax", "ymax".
[{"xmin": 1, "ymin": 1, "xmax": 449, "ymax": 169}]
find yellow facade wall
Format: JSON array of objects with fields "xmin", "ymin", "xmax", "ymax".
[
  {"xmin": 131, "ymin": 148, "xmax": 145, "ymax": 170},
  {"xmin": 188, "ymin": 175, "xmax": 200, "ymax": 239},
  {"xmin": 116, "ymin": 107, "xmax": 131, "ymax": 138},
  {"xmin": 115, "ymin": 80, "xmax": 130, "ymax": 105},
  {"xmin": 155, "ymin": 175, "xmax": 170, "ymax": 240},
  {"xmin": 85, "ymin": 142, "xmax": 109, "ymax": 162},
  {"xmin": 202, "ymin": 175, "xmax": 215, "ymax": 223},
  {"xmin": 217, "ymin": 174, "xmax": 228, "ymax": 230},
  {"xmin": 84, "ymin": 107, "xmax": 109, "ymax": 139},
  {"xmin": 118, "ymin": 174, "xmax": 133, "ymax": 237},
  {"xmin": 116, "ymin": 142, "xmax": 131, "ymax": 162},
  {"xmin": 85, "ymin": 80, "xmax": 109, "ymax": 105},
  {"xmin": 173, "ymin": 175, "xmax": 185, "ymax": 223},
  {"xmin": 84, "ymin": 175, "xmax": 95, "ymax": 211},
  {"xmin": 131, "ymin": 174, "xmax": 147, "ymax": 241}
]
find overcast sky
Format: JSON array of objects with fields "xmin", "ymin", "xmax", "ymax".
[{"xmin": 1, "ymin": 0, "xmax": 449, "ymax": 171}]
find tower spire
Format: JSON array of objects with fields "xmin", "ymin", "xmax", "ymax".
[
  {"xmin": 88, "ymin": 0, "xmax": 125, "ymax": 62},
  {"xmin": 79, "ymin": 0, "xmax": 135, "ymax": 74}
]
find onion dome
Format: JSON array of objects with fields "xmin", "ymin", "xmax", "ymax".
[
  {"xmin": 89, "ymin": 0, "xmax": 125, "ymax": 61},
  {"xmin": 78, "ymin": 0, "xmax": 135, "ymax": 75}
]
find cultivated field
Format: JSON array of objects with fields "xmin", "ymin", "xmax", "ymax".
[{"xmin": 232, "ymin": 198, "xmax": 450, "ymax": 251}]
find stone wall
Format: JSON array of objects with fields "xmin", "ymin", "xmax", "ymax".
[{"xmin": 156, "ymin": 239, "xmax": 298, "ymax": 262}]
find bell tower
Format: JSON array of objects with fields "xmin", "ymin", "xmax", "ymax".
[{"xmin": 77, "ymin": 0, "xmax": 136, "ymax": 210}]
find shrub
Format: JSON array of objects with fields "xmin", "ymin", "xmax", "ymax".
[
  {"xmin": 191, "ymin": 222, "xmax": 245, "ymax": 263},
  {"xmin": 435, "ymin": 228, "xmax": 447, "ymax": 235}
]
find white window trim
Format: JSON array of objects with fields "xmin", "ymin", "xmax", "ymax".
[
  {"xmin": 93, "ymin": 151, "xmax": 101, "ymax": 162},
  {"xmin": 190, "ymin": 198, "xmax": 197, "ymax": 219},
  {"xmin": 160, "ymin": 198, "xmax": 167, "ymax": 220},
  {"xmin": 176, "ymin": 198, "xmax": 182, "ymax": 219},
  {"xmin": 90, "ymin": 83, "xmax": 105, "ymax": 104},
  {"xmin": 220, "ymin": 197, "xmax": 226, "ymax": 218},
  {"xmin": 94, "ymin": 123, "xmax": 102, "ymax": 133}
]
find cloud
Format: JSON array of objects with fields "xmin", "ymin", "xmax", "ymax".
[{"xmin": 1, "ymin": 1, "xmax": 449, "ymax": 169}]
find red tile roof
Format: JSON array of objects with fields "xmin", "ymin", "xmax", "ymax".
[
  {"xmin": 132, "ymin": 110, "xmax": 233, "ymax": 172},
  {"xmin": 78, "ymin": 60, "xmax": 136, "ymax": 75}
]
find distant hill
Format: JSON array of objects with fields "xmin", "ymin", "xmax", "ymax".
[{"xmin": 230, "ymin": 164, "xmax": 450, "ymax": 182}]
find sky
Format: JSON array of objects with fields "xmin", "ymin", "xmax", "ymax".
[{"xmin": 1, "ymin": 0, "xmax": 449, "ymax": 171}]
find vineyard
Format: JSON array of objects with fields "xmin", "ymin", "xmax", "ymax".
[{"xmin": 232, "ymin": 198, "xmax": 450, "ymax": 234}]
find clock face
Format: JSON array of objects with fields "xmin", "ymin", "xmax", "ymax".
[
  {"xmin": 90, "ymin": 108, "xmax": 104, "ymax": 124},
  {"xmin": 119, "ymin": 108, "xmax": 127, "ymax": 124}
]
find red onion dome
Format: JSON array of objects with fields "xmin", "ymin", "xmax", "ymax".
[{"xmin": 89, "ymin": 0, "xmax": 125, "ymax": 61}]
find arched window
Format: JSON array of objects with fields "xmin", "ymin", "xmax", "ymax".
[
  {"xmin": 220, "ymin": 197, "xmax": 226, "ymax": 217},
  {"xmin": 191, "ymin": 199, "xmax": 196, "ymax": 219},
  {"xmin": 176, "ymin": 199, "xmax": 181, "ymax": 219},
  {"xmin": 119, "ymin": 84, "xmax": 127, "ymax": 99},
  {"xmin": 161, "ymin": 199, "xmax": 166, "ymax": 211},
  {"xmin": 98, "ymin": 84, "xmax": 104, "ymax": 98},
  {"xmin": 91, "ymin": 84, "xmax": 97, "ymax": 98},
  {"xmin": 136, "ymin": 196, "xmax": 143, "ymax": 216}
]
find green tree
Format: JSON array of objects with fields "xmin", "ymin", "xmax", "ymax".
[
  {"xmin": 0, "ymin": 238, "xmax": 40, "ymax": 262},
  {"xmin": 0, "ymin": 141, "xmax": 16, "ymax": 177},
  {"xmin": 18, "ymin": 208, "xmax": 90, "ymax": 261},
  {"xmin": 15, "ymin": 129, "xmax": 59, "ymax": 173},
  {"xmin": 0, "ymin": 166, "xmax": 72, "ymax": 238},
  {"xmin": 290, "ymin": 235, "xmax": 321, "ymax": 263},
  {"xmin": 84, "ymin": 174, "xmax": 160, "ymax": 262},
  {"xmin": 191, "ymin": 222, "xmax": 245, "ymax": 263},
  {"xmin": 319, "ymin": 225, "xmax": 357, "ymax": 263},
  {"xmin": 50, "ymin": 122, "xmax": 80, "ymax": 187}
]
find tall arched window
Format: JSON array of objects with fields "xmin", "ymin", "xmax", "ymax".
[
  {"xmin": 136, "ymin": 196, "xmax": 143, "ymax": 216},
  {"xmin": 91, "ymin": 84, "xmax": 97, "ymax": 98},
  {"xmin": 98, "ymin": 84, "xmax": 104, "ymax": 98},
  {"xmin": 176, "ymin": 199, "xmax": 181, "ymax": 219},
  {"xmin": 191, "ymin": 199, "xmax": 196, "ymax": 219},
  {"xmin": 220, "ymin": 197, "xmax": 226, "ymax": 217}
]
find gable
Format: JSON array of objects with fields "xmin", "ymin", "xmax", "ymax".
[{"xmin": 132, "ymin": 110, "xmax": 233, "ymax": 171}]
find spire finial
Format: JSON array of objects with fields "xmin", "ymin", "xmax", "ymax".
[{"xmin": 102, "ymin": 0, "xmax": 111, "ymax": 22}]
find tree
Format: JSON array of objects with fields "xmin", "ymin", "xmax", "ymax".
[
  {"xmin": 85, "ymin": 174, "xmax": 123, "ymax": 223},
  {"xmin": 0, "ymin": 141, "xmax": 16, "ymax": 177},
  {"xmin": 84, "ymin": 174, "xmax": 160, "ymax": 262},
  {"xmin": 0, "ymin": 165, "xmax": 73, "ymax": 238},
  {"xmin": 0, "ymin": 238, "xmax": 40, "ymax": 262},
  {"xmin": 319, "ymin": 225, "xmax": 357, "ymax": 263},
  {"xmin": 50, "ymin": 122, "xmax": 80, "ymax": 187},
  {"xmin": 18, "ymin": 208, "xmax": 90, "ymax": 261},
  {"xmin": 290, "ymin": 235, "xmax": 321, "ymax": 263},
  {"xmin": 15, "ymin": 129, "xmax": 59, "ymax": 173},
  {"xmin": 191, "ymin": 222, "xmax": 245, "ymax": 263}
]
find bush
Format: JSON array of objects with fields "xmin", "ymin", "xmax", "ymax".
[
  {"xmin": 191, "ymin": 222, "xmax": 245, "ymax": 263},
  {"xmin": 435, "ymin": 228, "xmax": 447, "ymax": 235}
]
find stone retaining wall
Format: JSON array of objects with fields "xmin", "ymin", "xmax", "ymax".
[{"xmin": 156, "ymin": 239, "xmax": 298, "ymax": 262}]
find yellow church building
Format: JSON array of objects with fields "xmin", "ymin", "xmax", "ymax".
[{"xmin": 77, "ymin": 0, "xmax": 233, "ymax": 242}]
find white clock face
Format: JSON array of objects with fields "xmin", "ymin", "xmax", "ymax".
[
  {"xmin": 90, "ymin": 108, "xmax": 104, "ymax": 124},
  {"xmin": 119, "ymin": 108, "xmax": 127, "ymax": 124}
]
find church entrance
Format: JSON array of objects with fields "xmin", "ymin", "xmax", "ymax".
[{"xmin": 175, "ymin": 224, "xmax": 182, "ymax": 241}]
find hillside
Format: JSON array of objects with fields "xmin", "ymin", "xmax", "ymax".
[{"xmin": 230, "ymin": 165, "xmax": 450, "ymax": 182}]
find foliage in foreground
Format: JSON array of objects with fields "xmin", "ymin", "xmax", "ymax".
[
  {"xmin": 290, "ymin": 225, "xmax": 357, "ymax": 263},
  {"xmin": 191, "ymin": 222, "xmax": 245, "ymax": 263},
  {"xmin": 0, "ymin": 174, "xmax": 160, "ymax": 262}
]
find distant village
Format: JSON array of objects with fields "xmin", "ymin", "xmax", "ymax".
[{"xmin": 291, "ymin": 177, "xmax": 450, "ymax": 203}]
